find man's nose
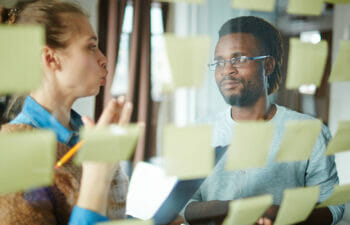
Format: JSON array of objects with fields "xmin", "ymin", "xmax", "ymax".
[{"xmin": 220, "ymin": 61, "xmax": 238, "ymax": 77}]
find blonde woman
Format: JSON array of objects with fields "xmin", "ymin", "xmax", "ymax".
[{"xmin": 0, "ymin": 1, "xmax": 129, "ymax": 224}]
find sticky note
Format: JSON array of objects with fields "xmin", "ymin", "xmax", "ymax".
[
  {"xmin": 323, "ymin": 0, "xmax": 350, "ymax": 3},
  {"xmin": 317, "ymin": 184, "xmax": 350, "ymax": 207},
  {"xmin": 231, "ymin": 0, "xmax": 276, "ymax": 12},
  {"xmin": 325, "ymin": 121, "xmax": 350, "ymax": 155},
  {"xmin": 163, "ymin": 34, "xmax": 211, "ymax": 89},
  {"xmin": 75, "ymin": 124, "xmax": 141, "ymax": 164},
  {"xmin": 0, "ymin": 25, "xmax": 44, "ymax": 94},
  {"xmin": 0, "ymin": 130, "xmax": 56, "ymax": 195},
  {"xmin": 287, "ymin": 0, "xmax": 324, "ymax": 16},
  {"xmin": 223, "ymin": 195, "xmax": 273, "ymax": 225},
  {"xmin": 286, "ymin": 38, "xmax": 328, "ymax": 89},
  {"xmin": 274, "ymin": 186, "xmax": 320, "ymax": 225},
  {"xmin": 155, "ymin": 0, "xmax": 204, "ymax": 3},
  {"xmin": 226, "ymin": 122, "xmax": 274, "ymax": 171},
  {"xmin": 276, "ymin": 120, "xmax": 322, "ymax": 162},
  {"xmin": 329, "ymin": 40, "xmax": 350, "ymax": 82},
  {"xmin": 162, "ymin": 124, "xmax": 213, "ymax": 179},
  {"xmin": 97, "ymin": 219, "xmax": 153, "ymax": 225}
]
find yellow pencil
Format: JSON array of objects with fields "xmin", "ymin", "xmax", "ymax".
[{"xmin": 55, "ymin": 140, "xmax": 85, "ymax": 169}]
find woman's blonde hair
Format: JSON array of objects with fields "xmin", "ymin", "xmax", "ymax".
[
  {"xmin": 15, "ymin": 0, "xmax": 88, "ymax": 49},
  {"xmin": 0, "ymin": 1, "xmax": 88, "ymax": 125}
]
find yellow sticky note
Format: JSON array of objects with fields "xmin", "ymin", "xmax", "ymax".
[
  {"xmin": 323, "ymin": 0, "xmax": 350, "ymax": 3},
  {"xmin": 164, "ymin": 34, "xmax": 211, "ymax": 89},
  {"xmin": 274, "ymin": 186, "xmax": 320, "ymax": 225},
  {"xmin": 317, "ymin": 184, "xmax": 350, "ymax": 207},
  {"xmin": 329, "ymin": 40, "xmax": 350, "ymax": 82},
  {"xmin": 287, "ymin": 0, "xmax": 324, "ymax": 16},
  {"xmin": 97, "ymin": 219, "xmax": 154, "ymax": 225},
  {"xmin": 155, "ymin": 0, "xmax": 204, "ymax": 3},
  {"xmin": 325, "ymin": 121, "xmax": 350, "ymax": 155},
  {"xmin": 0, "ymin": 25, "xmax": 44, "ymax": 94},
  {"xmin": 286, "ymin": 38, "xmax": 328, "ymax": 89},
  {"xmin": 163, "ymin": 124, "xmax": 213, "ymax": 179},
  {"xmin": 226, "ymin": 122, "xmax": 274, "ymax": 171},
  {"xmin": 75, "ymin": 124, "xmax": 141, "ymax": 164},
  {"xmin": 223, "ymin": 195, "xmax": 273, "ymax": 225},
  {"xmin": 0, "ymin": 130, "xmax": 55, "ymax": 195},
  {"xmin": 276, "ymin": 120, "xmax": 322, "ymax": 162},
  {"xmin": 231, "ymin": 0, "xmax": 276, "ymax": 12}
]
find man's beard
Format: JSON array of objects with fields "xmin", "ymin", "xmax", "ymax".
[{"xmin": 218, "ymin": 76, "xmax": 265, "ymax": 107}]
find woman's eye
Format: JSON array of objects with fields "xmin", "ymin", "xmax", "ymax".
[{"xmin": 89, "ymin": 45, "xmax": 97, "ymax": 51}]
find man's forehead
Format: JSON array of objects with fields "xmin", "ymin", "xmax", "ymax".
[{"xmin": 214, "ymin": 32, "xmax": 261, "ymax": 57}]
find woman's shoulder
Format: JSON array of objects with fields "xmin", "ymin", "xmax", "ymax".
[{"xmin": 0, "ymin": 123, "xmax": 34, "ymax": 133}]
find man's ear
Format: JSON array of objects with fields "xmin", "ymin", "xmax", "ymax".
[
  {"xmin": 41, "ymin": 46, "xmax": 60, "ymax": 71},
  {"xmin": 264, "ymin": 56, "xmax": 275, "ymax": 76}
]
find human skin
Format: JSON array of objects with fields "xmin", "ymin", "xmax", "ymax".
[
  {"xmin": 185, "ymin": 33, "xmax": 333, "ymax": 225},
  {"xmin": 31, "ymin": 13, "xmax": 108, "ymax": 129}
]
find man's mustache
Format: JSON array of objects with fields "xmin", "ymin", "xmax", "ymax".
[{"xmin": 219, "ymin": 76, "xmax": 243, "ymax": 86}]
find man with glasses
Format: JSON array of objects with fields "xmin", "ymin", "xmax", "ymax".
[{"xmin": 183, "ymin": 16, "xmax": 344, "ymax": 225}]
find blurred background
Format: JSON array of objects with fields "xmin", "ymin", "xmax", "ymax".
[{"xmin": 1, "ymin": 0, "xmax": 349, "ymax": 223}]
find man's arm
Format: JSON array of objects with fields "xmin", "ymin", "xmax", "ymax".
[
  {"xmin": 261, "ymin": 205, "xmax": 333, "ymax": 225},
  {"xmin": 296, "ymin": 207, "xmax": 333, "ymax": 225},
  {"xmin": 184, "ymin": 200, "xmax": 229, "ymax": 225},
  {"xmin": 186, "ymin": 202, "xmax": 333, "ymax": 225}
]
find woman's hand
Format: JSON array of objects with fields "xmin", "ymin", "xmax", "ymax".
[{"xmin": 77, "ymin": 96, "xmax": 132, "ymax": 215}]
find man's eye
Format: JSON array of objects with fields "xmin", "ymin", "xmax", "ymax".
[
  {"xmin": 216, "ymin": 61, "xmax": 225, "ymax": 67},
  {"xmin": 237, "ymin": 56, "xmax": 248, "ymax": 63}
]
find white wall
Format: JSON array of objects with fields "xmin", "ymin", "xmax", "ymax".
[{"xmin": 329, "ymin": 3, "xmax": 350, "ymax": 185}]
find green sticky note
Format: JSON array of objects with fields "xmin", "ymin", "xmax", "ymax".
[
  {"xmin": 286, "ymin": 38, "xmax": 328, "ymax": 89},
  {"xmin": 329, "ymin": 40, "xmax": 350, "ymax": 82},
  {"xmin": 223, "ymin": 195, "xmax": 273, "ymax": 225},
  {"xmin": 164, "ymin": 34, "xmax": 211, "ymax": 89},
  {"xmin": 274, "ymin": 186, "xmax": 320, "ymax": 225},
  {"xmin": 276, "ymin": 120, "xmax": 322, "ymax": 162},
  {"xmin": 323, "ymin": 0, "xmax": 350, "ymax": 3},
  {"xmin": 325, "ymin": 121, "xmax": 350, "ymax": 155},
  {"xmin": 317, "ymin": 184, "xmax": 350, "ymax": 207},
  {"xmin": 231, "ymin": 0, "xmax": 276, "ymax": 12},
  {"xmin": 155, "ymin": 0, "xmax": 204, "ymax": 3},
  {"xmin": 287, "ymin": 0, "xmax": 324, "ymax": 16},
  {"xmin": 0, "ymin": 130, "xmax": 55, "ymax": 195},
  {"xmin": 163, "ymin": 124, "xmax": 213, "ymax": 179},
  {"xmin": 75, "ymin": 124, "xmax": 141, "ymax": 164},
  {"xmin": 0, "ymin": 25, "xmax": 44, "ymax": 94},
  {"xmin": 97, "ymin": 219, "xmax": 154, "ymax": 225},
  {"xmin": 226, "ymin": 122, "xmax": 274, "ymax": 171}
]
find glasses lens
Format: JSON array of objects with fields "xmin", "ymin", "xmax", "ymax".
[
  {"xmin": 208, "ymin": 63, "xmax": 216, "ymax": 71},
  {"xmin": 233, "ymin": 56, "xmax": 248, "ymax": 67}
]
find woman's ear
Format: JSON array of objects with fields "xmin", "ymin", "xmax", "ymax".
[
  {"xmin": 264, "ymin": 56, "xmax": 276, "ymax": 76},
  {"xmin": 41, "ymin": 46, "xmax": 60, "ymax": 71}
]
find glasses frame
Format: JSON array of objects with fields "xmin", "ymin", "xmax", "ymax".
[{"xmin": 208, "ymin": 55, "xmax": 270, "ymax": 71}]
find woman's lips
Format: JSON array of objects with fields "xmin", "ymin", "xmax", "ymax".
[{"xmin": 100, "ymin": 77, "xmax": 106, "ymax": 86}]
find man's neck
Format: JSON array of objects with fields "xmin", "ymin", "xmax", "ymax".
[{"xmin": 230, "ymin": 97, "xmax": 276, "ymax": 121}]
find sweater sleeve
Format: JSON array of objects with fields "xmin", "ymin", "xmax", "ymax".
[
  {"xmin": 69, "ymin": 206, "xmax": 109, "ymax": 225},
  {"xmin": 305, "ymin": 125, "xmax": 344, "ymax": 224},
  {"xmin": 0, "ymin": 188, "xmax": 57, "ymax": 225}
]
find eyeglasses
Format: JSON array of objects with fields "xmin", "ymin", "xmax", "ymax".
[{"xmin": 208, "ymin": 55, "xmax": 270, "ymax": 71}]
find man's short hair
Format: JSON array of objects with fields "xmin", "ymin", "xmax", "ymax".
[{"xmin": 219, "ymin": 16, "xmax": 283, "ymax": 95}]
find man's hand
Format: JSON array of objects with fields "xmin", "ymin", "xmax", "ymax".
[{"xmin": 255, "ymin": 205, "xmax": 279, "ymax": 225}]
